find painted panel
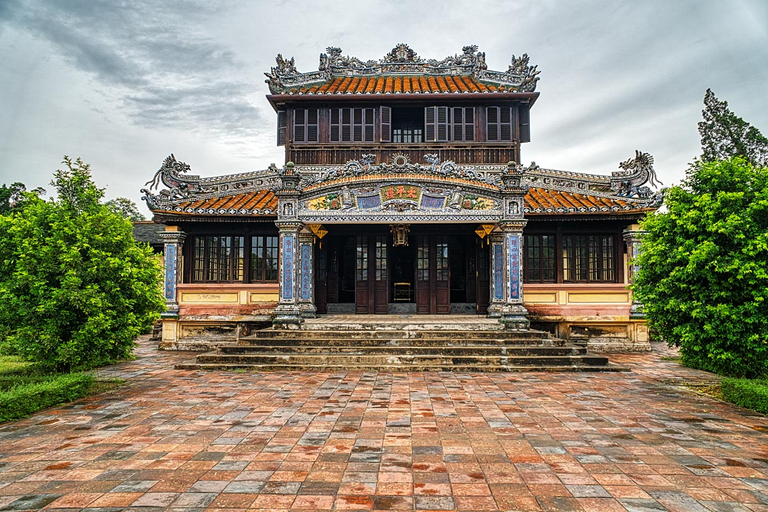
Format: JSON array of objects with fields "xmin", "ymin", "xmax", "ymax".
[
  {"xmin": 356, "ymin": 194, "xmax": 381, "ymax": 209},
  {"xmin": 300, "ymin": 244, "xmax": 312, "ymax": 300},
  {"xmin": 567, "ymin": 292, "xmax": 630, "ymax": 304},
  {"xmin": 282, "ymin": 235, "xmax": 295, "ymax": 300},
  {"xmin": 181, "ymin": 293, "xmax": 239, "ymax": 304},
  {"xmin": 249, "ymin": 292, "xmax": 280, "ymax": 303},
  {"xmin": 508, "ymin": 234, "xmax": 521, "ymax": 300},
  {"xmin": 524, "ymin": 292, "xmax": 557, "ymax": 304},
  {"xmin": 381, "ymin": 184, "xmax": 421, "ymax": 202},
  {"xmin": 421, "ymin": 194, "xmax": 446, "ymax": 209},
  {"xmin": 164, "ymin": 244, "xmax": 177, "ymax": 300},
  {"xmin": 493, "ymin": 243, "xmax": 503, "ymax": 301}
]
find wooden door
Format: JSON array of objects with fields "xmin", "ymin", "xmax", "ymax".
[
  {"xmin": 476, "ymin": 239, "xmax": 490, "ymax": 314},
  {"xmin": 355, "ymin": 236, "xmax": 371, "ymax": 313},
  {"xmin": 415, "ymin": 235, "xmax": 451, "ymax": 314},
  {"xmin": 326, "ymin": 237, "xmax": 339, "ymax": 304}
]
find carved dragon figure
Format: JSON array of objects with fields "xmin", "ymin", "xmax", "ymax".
[
  {"xmin": 508, "ymin": 54, "xmax": 540, "ymax": 92},
  {"xmin": 611, "ymin": 150, "xmax": 663, "ymax": 198}
]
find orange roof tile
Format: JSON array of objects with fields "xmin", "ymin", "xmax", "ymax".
[
  {"xmin": 524, "ymin": 188, "xmax": 652, "ymax": 215},
  {"xmin": 292, "ymin": 75, "xmax": 507, "ymax": 95},
  {"xmin": 155, "ymin": 190, "xmax": 278, "ymax": 216}
]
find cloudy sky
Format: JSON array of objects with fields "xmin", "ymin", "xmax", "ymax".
[{"xmin": 1, "ymin": 0, "xmax": 766, "ymax": 216}]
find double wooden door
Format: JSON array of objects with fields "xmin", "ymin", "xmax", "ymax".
[
  {"xmin": 355, "ymin": 235, "xmax": 389, "ymax": 314},
  {"xmin": 416, "ymin": 235, "xmax": 450, "ymax": 314}
]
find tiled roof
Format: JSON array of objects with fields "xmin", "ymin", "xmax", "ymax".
[
  {"xmin": 154, "ymin": 188, "xmax": 651, "ymax": 218},
  {"xmin": 156, "ymin": 190, "xmax": 278, "ymax": 216},
  {"xmin": 292, "ymin": 75, "xmax": 506, "ymax": 95},
  {"xmin": 524, "ymin": 188, "xmax": 652, "ymax": 215}
]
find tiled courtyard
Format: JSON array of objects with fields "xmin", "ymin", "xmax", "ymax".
[{"xmin": 1, "ymin": 338, "xmax": 768, "ymax": 511}]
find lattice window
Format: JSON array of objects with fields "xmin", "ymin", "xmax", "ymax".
[
  {"xmin": 417, "ymin": 238, "xmax": 429, "ymax": 281},
  {"xmin": 356, "ymin": 236, "xmax": 368, "ymax": 281},
  {"xmin": 193, "ymin": 236, "xmax": 245, "ymax": 283},
  {"xmin": 435, "ymin": 236, "xmax": 449, "ymax": 281},
  {"xmin": 250, "ymin": 236, "xmax": 279, "ymax": 283},
  {"xmin": 562, "ymin": 235, "xmax": 615, "ymax": 282},
  {"xmin": 524, "ymin": 235, "xmax": 556, "ymax": 283},
  {"xmin": 375, "ymin": 236, "xmax": 387, "ymax": 281}
]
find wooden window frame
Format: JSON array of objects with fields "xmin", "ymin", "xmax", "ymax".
[
  {"xmin": 249, "ymin": 235, "xmax": 279, "ymax": 283},
  {"xmin": 190, "ymin": 234, "xmax": 279, "ymax": 284},
  {"xmin": 293, "ymin": 107, "xmax": 319, "ymax": 144},
  {"xmin": 522, "ymin": 231, "xmax": 620, "ymax": 284},
  {"xmin": 486, "ymin": 106, "xmax": 514, "ymax": 142},
  {"xmin": 523, "ymin": 234, "xmax": 556, "ymax": 283}
]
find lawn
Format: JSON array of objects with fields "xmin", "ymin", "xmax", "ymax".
[{"xmin": 0, "ymin": 355, "xmax": 97, "ymax": 423}]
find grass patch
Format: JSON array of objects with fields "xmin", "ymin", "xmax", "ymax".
[{"xmin": 721, "ymin": 378, "xmax": 768, "ymax": 415}]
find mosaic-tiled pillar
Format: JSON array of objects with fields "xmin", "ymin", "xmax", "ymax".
[
  {"xmin": 298, "ymin": 232, "xmax": 316, "ymax": 318},
  {"xmin": 498, "ymin": 219, "xmax": 530, "ymax": 330},
  {"xmin": 273, "ymin": 221, "xmax": 303, "ymax": 327},
  {"xmin": 623, "ymin": 226, "xmax": 647, "ymax": 319},
  {"xmin": 487, "ymin": 231, "xmax": 505, "ymax": 318},
  {"xmin": 159, "ymin": 229, "xmax": 186, "ymax": 319}
]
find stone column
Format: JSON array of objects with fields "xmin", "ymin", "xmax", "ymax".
[
  {"xmin": 494, "ymin": 162, "xmax": 530, "ymax": 329},
  {"xmin": 160, "ymin": 228, "xmax": 186, "ymax": 319},
  {"xmin": 273, "ymin": 162, "xmax": 304, "ymax": 327},
  {"xmin": 623, "ymin": 225, "xmax": 647, "ymax": 319},
  {"xmin": 298, "ymin": 231, "xmax": 317, "ymax": 318},
  {"xmin": 498, "ymin": 219, "xmax": 529, "ymax": 329}
]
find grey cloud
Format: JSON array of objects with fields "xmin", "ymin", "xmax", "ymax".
[{"xmin": 1, "ymin": 0, "xmax": 261, "ymax": 139}]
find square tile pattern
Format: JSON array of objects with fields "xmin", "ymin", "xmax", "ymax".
[{"xmin": 0, "ymin": 336, "xmax": 767, "ymax": 511}]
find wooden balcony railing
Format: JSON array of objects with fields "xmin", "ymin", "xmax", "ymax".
[{"xmin": 288, "ymin": 144, "xmax": 518, "ymax": 166}]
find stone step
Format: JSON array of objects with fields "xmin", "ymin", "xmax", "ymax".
[
  {"xmin": 176, "ymin": 362, "xmax": 626, "ymax": 372},
  {"xmin": 235, "ymin": 337, "xmax": 562, "ymax": 348},
  {"xmin": 243, "ymin": 329, "xmax": 552, "ymax": 341},
  {"xmin": 194, "ymin": 353, "xmax": 610, "ymax": 367},
  {"xmin": 217, "ymin": 344, "xmax": 584, "ymax": 356}
]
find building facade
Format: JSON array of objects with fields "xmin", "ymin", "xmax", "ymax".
[{"xmin": 142, "ymin": 45, "xmax": 662, "ymax": 351}]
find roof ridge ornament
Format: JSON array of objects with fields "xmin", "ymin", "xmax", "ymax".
[
  {"xmin": 265, "ymin": 45, "xmax": 540, "ymax": 94},
  {"xmin": 611, "ymin": 150, "xmax": 664, "ymax": 200}
]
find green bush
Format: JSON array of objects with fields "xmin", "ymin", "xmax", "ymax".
[
  {"xmin": 721, "ymin": 378, "xmax": 768, "ymax": 415},
  {"xmin": 0, "ymin": 158, "xmax": 165, "ymax": 371},
  {"xmin": 633, "ymin": 158, "xmax": 768, "ymax": 377},
  {"xmin": 0, "ymin": 372, "xmax": 95, "ymax": 423}
]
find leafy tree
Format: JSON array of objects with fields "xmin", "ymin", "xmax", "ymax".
[
  {"xmin": 0, "ymin": 157, "xmax": 165, "ymax": 371},
  {"xmin": 633, "ymin": 157, "xmax": 768, "ymax": 377},
  {"xmin": 105, "ymin": 197, "xmax": 146, "ymax": 221},
  {"xmin": 699, "ymin": 89, "xmax": 768, "ymax": 166},
  {"xmin": 0, "ymin": 182, "xmax": 45, "ymax": 215}
]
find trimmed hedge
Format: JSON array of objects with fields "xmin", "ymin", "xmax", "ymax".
[
  {"xmin": 721, "ymin": 378, "xmax": 768, "ymax": 415},
  {"xmin": 0, "ymin": 372, "xmax": 94, "ymax": 422}
]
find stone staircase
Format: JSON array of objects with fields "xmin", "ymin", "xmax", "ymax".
[{"xmin": 177, "ymin": 319, "xmax": 625, "ymax": 372}]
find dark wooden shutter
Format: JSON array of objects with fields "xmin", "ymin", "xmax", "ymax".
[
  {"xmin": 380, "ymin": 106, "xmax": 391, "ymax": 142},
  {"xmin": 464, "ymin": 107, "xmax": 475, "ymax": 141},
  {"xmin": 341, "ymin": 108, "xmax": 351, "ymax": 142},
  {"xmin": 500, "ymin": 107, "xmax": 512, "ymax": 141},
  {"xmin": 364, "ymin": 108, "xmax": 375, "ymax": 142},
  {"xmin": 436, "ymin": 106, "xmax": 448, "ymax": 142},
  {"xmin": 277, "ymin": 110, "xmax": 286, "ymax": 146},
  {"xmin": 486, "ymin": 107, "xmax": 499, "ymax": 141},
  {"xmin": 353, "ymin": 108, "xmax": 363, "ymax": 142},
  {"xmin": 425, "ymin": 106, "xmax": 436, "ymax": 142},
  {"xmin": 520, "ymin": 105, "xmax": 531, "ymax": 143},
  {"xmin": 294, "ymin": 108, "xmax": 306, "ymax": 143},
  {"xmin": 452, "ymin": 107, "xmax": 464, "ymax": 141},
  {"xmin": 307, "ymin": 108, "xmax": 319, "ymax": 142},
  {"xmin": 330, "ymin": 108, "xmax": 340, "ymax": 142}
]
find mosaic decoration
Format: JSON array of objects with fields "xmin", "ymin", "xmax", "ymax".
[
  {"xmin": 282, "ymin": 235, "xmax": 295, "ymax": 300},
  {"xmin": 265, "ymin": 44, "xmax": 540, "ymax": 94},
  {"xmin": 461, "ymin": 194, "xmax": 495, "ymax": 210},
  {"xmin": 356, "ymin": 194, "xmax": 381, "ymax": 209},
  {"xmin": 308, "ymin": 193, "xmax": 342, "ymax": 210},
  {"xmin": 300, "ymin": 244, "xmax": 312, "ymax": 300},
  {"xmin": 493, "ymin": 243, "xmax": 504, "ymax": 301},
  {"xmin": 421, "ymin": 194, "xmax": 446, "ymax": 209},
  {"xmin": 164, "ymin": 244, "xmax": 177, "ymax": 301},
  {"xmin": 508, "ymin": 234, "xmax": 521, "ymax": 300}
]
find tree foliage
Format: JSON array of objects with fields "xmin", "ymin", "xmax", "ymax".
[
  {"xmin": 0, "ymin": 157, "xmax": 165, "ymax": 371},
  {"xmin": 105, "ymin": 197, "xmax": 146, "ymax": 221},
  {"xmin": 0, "ymin": 182, "xmax": 45, "ymax": 215},
  {"xmin": 633, "ymin": 157, "xmax": 768, "ymax": 377},
  {"xmin": 699, "ymin": 89, "xmax": 768, "ymax": 167}
]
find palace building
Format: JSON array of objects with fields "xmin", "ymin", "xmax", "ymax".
[{"xmin": 142, "ymin": 44, "xmax": 662, "ymax": 354}]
